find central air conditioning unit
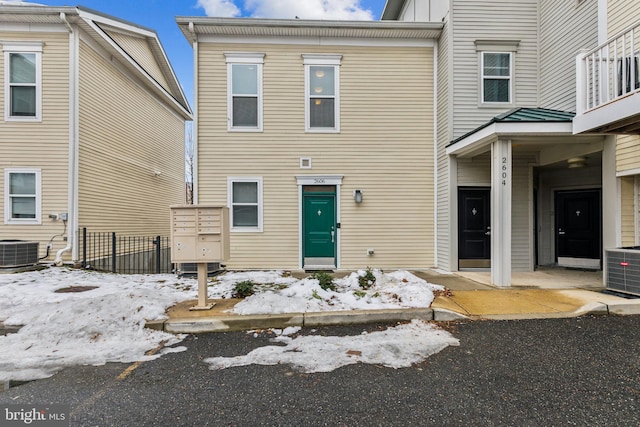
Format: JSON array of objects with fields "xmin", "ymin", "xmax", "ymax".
[
  {"xmin": 177, "ymin": 262, "xmax": 221, "ymax": 277},
  {"xmin": 0, "ymin": 240, "xmax": 39, "ymax": 268},
  {"xmin": 605, "ymin": 248, "xmax": 640, "ymax": 296}
]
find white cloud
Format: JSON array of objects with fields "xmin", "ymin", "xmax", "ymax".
[
  {"xmin": 196, "ymin": 0, "xmax": 241, "ymax": 17},
  {"xmin": 198, "ymin": 0, "xmax": 375, "ymax": 20}
]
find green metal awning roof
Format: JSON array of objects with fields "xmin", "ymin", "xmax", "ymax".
[{"xmin": 450, "ymin": 108, "xmax": 575, "ymax": 146}]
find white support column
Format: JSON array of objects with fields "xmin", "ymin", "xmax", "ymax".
[
  {"xmin": 491, "ymin": 139, "xmax": 512, "ymax": 287},
  {"xmin": 602, "ymin": 135, "xmax": 617, "ymax": 286}
]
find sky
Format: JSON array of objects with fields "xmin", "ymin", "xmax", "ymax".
[
  {"xmin": 0, "ymin": 267, "xmax": 458, "ymax": 381},
  {"xmin": 36, "ymin": 0, "xmax": 389, "ymax": 109}
]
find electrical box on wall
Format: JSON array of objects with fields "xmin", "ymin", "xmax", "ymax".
[{"xmin": 170, "ymin": 205, "xmax": 230, "ymax": 263}]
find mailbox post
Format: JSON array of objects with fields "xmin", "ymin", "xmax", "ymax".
[{"xmin": 170, "ymin": 205, "xmax": 229, "ymax": 310}]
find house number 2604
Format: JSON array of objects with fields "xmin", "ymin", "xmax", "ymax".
[{"xmin": 501, "ymin": 156, "xmax": 508, "ymax": 186}]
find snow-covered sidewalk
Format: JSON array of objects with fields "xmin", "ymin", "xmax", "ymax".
[{"xmin": 0, "ymin": 267, "xmax": 458, "ymax": 381}]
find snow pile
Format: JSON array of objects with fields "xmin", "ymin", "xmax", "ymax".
[
  {"xmin": 0, "ymin": 268, "xmax": 196, "ymax": 382},
  {"xmin": 205, "ymin": 320, "xmax": 460, "ymax": 373},
  {"xmin": 0, "ymin": 267, "xmax": 450, "ymax": 382},
  {"xmin": 210, "ymin": 269, "xmax": 445, "ymax": 315}
]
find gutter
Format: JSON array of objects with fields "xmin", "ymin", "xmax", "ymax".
[{"xmin": 189, "ymin": 22, "xmax": 198, "ymax": 204}]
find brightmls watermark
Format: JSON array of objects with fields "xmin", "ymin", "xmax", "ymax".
[{"xmin": 1, "ymin": 405, "xmax": 69, "ymax": 426}]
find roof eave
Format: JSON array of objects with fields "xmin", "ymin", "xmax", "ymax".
[
  {"xmin": 175, "ymin": 16, "xmax": 442, "ymax": 40},
  {"xmin": 381, "ymin": 0, "xmax": 406, "ymax": 20}
]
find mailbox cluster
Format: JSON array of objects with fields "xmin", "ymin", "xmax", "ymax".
[{"xmin": 170, "ymin": 206, "xmax": 230, "ymax": 263}]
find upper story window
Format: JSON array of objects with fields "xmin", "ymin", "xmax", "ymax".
[
  {"xmin": 228, "ymin": 177, "xmax": 263, "ymax": 232},
  {"xmin": 225, "ymin": 52, "xmax": 264, "ymax": 131},
  {"xmin": 481, "ymin": 52, "xmax": 512, "ymax": 103},
  {"xmin": 303, "ymin": 54, "xmax": 342, "ymax": 132},
  {"xmin": 4, "ymin": 168, "xmax": 41, "ymax": 224},
  {"xmin": 475, "ymin": 40, "xmax": 519, "ymax": 106},
  {"xmin": 3, "ymin": 42, "xmax": 42, "ymax": 121}
]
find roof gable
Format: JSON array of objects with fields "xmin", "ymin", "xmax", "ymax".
[{"xmin": 0, "ymin": 3, "xmax": 191, "ymax": 119}]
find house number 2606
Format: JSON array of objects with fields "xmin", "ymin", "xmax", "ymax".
[{"xmin": 501, "ymin": 156, "xmax": 508, "ymax": 186}]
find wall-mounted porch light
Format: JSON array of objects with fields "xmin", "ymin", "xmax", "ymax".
[{"xmin": 353, "ymin": 189, "xmax": 363, "ymax": 203}]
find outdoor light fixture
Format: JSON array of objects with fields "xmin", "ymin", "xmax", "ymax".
[
  {"xmin": 354, "ymin": 189, "xmax": 363, "ymax": 203},
  {"xmin": 567, "ymin": 157, "xmax": 587, "ymax": 168}
]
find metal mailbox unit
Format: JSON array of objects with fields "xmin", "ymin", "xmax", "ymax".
[{"xmin": 171, "ymin": 205, "xmax": 230, "ymax": 309}]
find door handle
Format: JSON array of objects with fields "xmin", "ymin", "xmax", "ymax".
[
  {"xmin": 558, "ymin": 228, "xmax": 565, "ymax": 235},
  {"xmin": 485, "ymin": 231, "xmax": 491, "ymax": 236},
  {"xmin": 331, "ymin": 227, "xmax": 335, "ymax": 243}
]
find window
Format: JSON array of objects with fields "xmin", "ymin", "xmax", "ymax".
[
  {"xmin": 303, "ymin": 54, "xmax": 341, "ymax": 132},
  {"xmin": 4, "ymin": 169, "xmax": 41, "ymax": 224},
  {"xmin": 3, "ymin": 42, "xmax": 42, "ymax": 121},
  {"xmin": 225, "ymin": 53, "xmax": 264, "ymax": 131},
  {"xmin": 228, "ymin": 177, "xmax": 263, "ymax": 232},
  {"xmin": 481, "ymin": 52, "xmax": 512, "ymax": 104}
]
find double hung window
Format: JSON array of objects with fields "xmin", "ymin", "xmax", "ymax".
[
  {"xmin": 481, "ymin": 52, "xmax": 512, "ymax": 104},
  {"xmin": 303, "ymin": 54, "xmax": 341, "ymax": 132},
  {"xmin": 3, "ymin": 42, "xmax": 42, "ymax": 121},
  {"xmin": 225, "ymin": 53, "xmax": 264, "ymax": 131},
  {"xmin": 4, "ymin": 169, "xmax": 41, "ymax": 224},
  {"xmin": 228, "ymin": 177, "xmax": 263, "ymax": 232}
]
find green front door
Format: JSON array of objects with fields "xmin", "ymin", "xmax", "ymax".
[{"xmin": 303, "ymin": 186, "xmax": 336, "ymax": 268}]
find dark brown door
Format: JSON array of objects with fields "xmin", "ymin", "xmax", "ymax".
[
  {"xmin": 459, "ymin": 187, "xmax": 491, "ymax": 268},
  {"xmin": 555, "ymin": 190, "xmax": 601, "ymax": 268}
]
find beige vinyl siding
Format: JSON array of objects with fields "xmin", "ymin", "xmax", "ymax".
[
  {"xmin": 78, "ymin": 40, "xmax": 185, "ymax": 237},
  {"xmin": 0, "ymin": 31, "xmax": 70, "ymax": 260},
  {"xmin": 608, "ymin": 0, "xmax": 640, "ymax": 37},
  {"xmin": 197, "ymin": 42, "xmax": 435, "ymax": 270},
  {"xmin": 539, "ymin": 0, "xmax": 598, "ymax": 111},
  {"xmin": 457, "ymin": 153, "xmax": 490, "ymax": 185},
  {"xmin": 616, "ymin": 135, "xmax": 640, "ymax": 172},
  {"xmin": 436, "ymin": 17, "xmax": 451, "ymax": 270},
  {"xmin": 620, "ymin": 175, "xmax": 635, "ymax": 247},
  {"xmin": 105, "ymin": 30, "xmax": 171, "ymax": 93},
  {"xmin": 450, "ymin": 0, "xmax": 538, "ymax": 139}
]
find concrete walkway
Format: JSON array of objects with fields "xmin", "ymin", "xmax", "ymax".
[{"xmin": 150, "ymin": 269, "xmax": 640, "ymax": 333}]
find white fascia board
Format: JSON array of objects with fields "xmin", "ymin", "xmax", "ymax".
[
  {"xmin": 0, "ymin": 23, "xmax": 67, "ymax": 33},
  {"xmin": 446, "ymin": 122, "xmax": 574, "ymax": 156},
  {"xmin": 446, "ymin": 123, "xmax": 497, "ymax": 156},
  {"xmin": 77, "ymin": 9, "xmax": 156, "ymax": 38},
  {"xmin": 197, "ymin": 35, "xmax": 435, "ymax": 48},
  {"xmin": 573, "ymin": 92, "xmax": 640, "ymax": 134}
]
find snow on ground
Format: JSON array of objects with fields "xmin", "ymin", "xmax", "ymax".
[
  {"xmin": 205, "ymin": 320, "xmax": 460, "ymax": 373},
  {"xmin": 0, "ymin": 267, "xmax": 454, "ymax": 381},
  {"xmin": 210, "ymin": 269, "xmax": 446, "ymax": 314}
]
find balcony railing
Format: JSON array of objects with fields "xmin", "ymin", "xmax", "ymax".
[{"xmin": 577, "ymin": 22, "xmax": 640, "ymax": 115}]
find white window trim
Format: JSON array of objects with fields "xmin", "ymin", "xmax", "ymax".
[
  {"xmin": 4, "ymin": 168, "xmax": 42, "ymax": 225},
  {"xmin": 480, "ymin": 51, "xmax": 513, "ymax": 106},
  {"xmin": 225, "ymin": 52, "xmax": 264, "ymax": 132},
  {"xmin": 303, "ymin": 54, "xmax": 341, "ymax": 133},
  {"xmin": 227, "ymin": 176, "xmax": 263, "ymax": 232},
  {"xmin": 3, "ymin": 42, "xmax": 43, "ymax": 122}
]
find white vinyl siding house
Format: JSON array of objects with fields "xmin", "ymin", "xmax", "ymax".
[{"xmin": 538, "ymin": 0, "xmax": 598, "ymax": 111}]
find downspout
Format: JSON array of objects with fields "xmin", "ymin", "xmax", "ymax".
[
  {"xmin": 55, "ymin": 12, "xmax": 79, "ymax": 266},
  {"xmin": 189, "ymin": 22, "xmax": 199, "ymax": 204},
  {"xmin": 433, "ymin": 41, "xmax": 438, "ymax": 268}
]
